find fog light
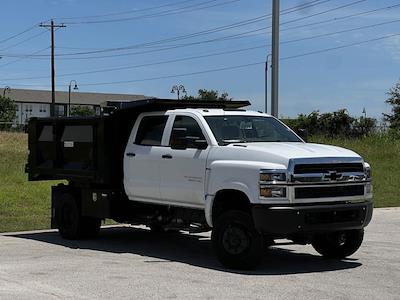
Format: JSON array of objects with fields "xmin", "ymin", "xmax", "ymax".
[{"xmin": 260, "ymin": 187, "xmax": 286, "ymax": 198}]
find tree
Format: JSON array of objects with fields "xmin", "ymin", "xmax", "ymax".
[
  {"xmin": 70, "ymin": 105, "xmax": 95, "ymax": 117},
  {"xmin": 0, "ymin": 96, "xmax": 17, "ymax": 129},
  {"xmin": 182, "ymin": 89, "xmax": 232, "ymax": 101},
  {"xmin": 383, "ymin": 81, "xmax": 400, "ymax": 130}
]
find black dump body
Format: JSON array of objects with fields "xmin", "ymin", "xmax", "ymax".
[{"xmin": 26, "ymin": 99, "xmax": 250, "ymax": 188}]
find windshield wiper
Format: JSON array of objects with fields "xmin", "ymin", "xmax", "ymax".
[{"xmin": 221, "ymin": 139, "xmax": 247, "ymax": 145}]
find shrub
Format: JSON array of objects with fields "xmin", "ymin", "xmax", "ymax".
[{"xmin": 282, "ymin": 110, "xmax": 377, "ymax": 138}]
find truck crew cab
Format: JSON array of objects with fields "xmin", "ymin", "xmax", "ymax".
[{"xmin": 26, "ymin": 99, "xmax": 373, "ymax": 269}]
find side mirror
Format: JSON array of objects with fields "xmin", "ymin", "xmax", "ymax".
[
  {"xmin": 171, "ymin": 128, "xmax": 188, "ymax": 150},
  {"xmin": 297, "ymin": 129, "xmax": 308, "ymax": 142}
]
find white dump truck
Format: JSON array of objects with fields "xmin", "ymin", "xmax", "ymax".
[{"xmin": 26, "ymin": 99, "xmax": 373, "ymax": 269}]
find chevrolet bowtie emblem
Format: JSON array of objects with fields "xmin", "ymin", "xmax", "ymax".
[{"xmin": 324, "ymin": 171, "xmax": 343, "ymax": 181}]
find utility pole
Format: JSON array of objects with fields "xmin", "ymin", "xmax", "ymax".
[
  {"xmin": 265, "ymin": 54, "xmax": 271, "ymax": 114},
  {"xmin": 39, "ymin": 20, "xmax": 66, "ymax": 117},
  {"xmin": 271, "ymin": 0, "xmax": 280, "ymax": 117}
]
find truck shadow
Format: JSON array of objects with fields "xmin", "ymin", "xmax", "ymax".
[{"xmin": 10, "ymin": 226, "xmax": 362, "ymax": 275}]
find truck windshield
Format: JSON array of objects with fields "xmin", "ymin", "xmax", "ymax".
[{"xmin": 204, "ymin": 115, "xmax": 302, "ymax": 145}]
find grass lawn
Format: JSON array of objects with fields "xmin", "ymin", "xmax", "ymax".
[
  {"xmin": 0, "ymin": 131, "xmax": 399, "ymax": 233},
  {"xmin": 0, "ymin": 132, "xmax": 56, "ymax": 232}
]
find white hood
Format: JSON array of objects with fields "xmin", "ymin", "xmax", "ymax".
[
  {"xmin": 241, "ymin": 142, "xmax": 361, "ymax": 160},
  {"xmin": 212, "ymin": 142, "xmax": 363, "ymax": 169}
]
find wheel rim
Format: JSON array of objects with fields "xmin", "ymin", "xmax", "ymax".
[{"xmin": 222, "ymin": 224, "xmax": 251, "ymax": 255}]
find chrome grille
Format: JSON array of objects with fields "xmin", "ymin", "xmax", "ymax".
[
  {"xmin": 289, "ymin": 158, "xmax": 367, "ymax": 185},
  {"xmin": 287, "ymin": 158, "xmax": 369, "ymax": 200},
  {"xmin": 294, "ymin": 163, "xmax": 364, "ymax": 174}
]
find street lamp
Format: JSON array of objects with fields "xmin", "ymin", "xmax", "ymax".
[
  {"xmin": 171, "ymin": 84, "xmax": 186, "ymax": 100},
  {"xmin": 3, "ymin": 86, "xmax": 11, "ymax": 97},
  {"xmin": 68, "ymin": 80, "xmax": 78, "ymax": 116}
]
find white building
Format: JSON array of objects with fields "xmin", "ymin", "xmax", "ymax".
[{"xmin": 2, "ymin": 88, "xmax": 149, "ymax": 125}]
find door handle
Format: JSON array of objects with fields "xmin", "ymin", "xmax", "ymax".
[
  {"xmin": 162, "ymin": 154, "xmax": 173, "ymax": 159},
  {"xmin": 126, "ymin": 152, "xmax": 136, "ymax": 157}
]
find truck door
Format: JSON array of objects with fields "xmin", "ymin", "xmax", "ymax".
[
  {"xmin": 159, "ymin": 115, "xmax": 209, "ymax": 208},
  {"xmin": 124, "ymin": 114, "xmax": 169, "ymax": 202}
]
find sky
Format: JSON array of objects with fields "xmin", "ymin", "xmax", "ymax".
[{"xmin": 0, "ymin": 0, "xmax": 399, "ymax": 119}]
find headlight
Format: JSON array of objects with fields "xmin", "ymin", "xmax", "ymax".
[
  {"xmin": 364, "ymin": 162, "xmax": 372, "ymax": 179},
  {"xmin": 259, "ymin": 170, "xmax": 286, "ymax": 183},
  {"xmin": 259, "ymin": 170, "xmax": 287, "ymax": 198}
]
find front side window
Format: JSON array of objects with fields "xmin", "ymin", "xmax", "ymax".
[
  {"xmin": 170, "ymin": 115, "xmax": 206, "ymax": 148},
  {"xmin": 205, "ymin": 115, "xmax": 301, "ymax": 145},
  {"xmin": 135, "ymin": 115, "xmax": 168, "ymax": 146}
]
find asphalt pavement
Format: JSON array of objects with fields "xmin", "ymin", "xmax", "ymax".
[{"xmin": 0, "ymin": 207, "xmax": 399, "ymax": 299}]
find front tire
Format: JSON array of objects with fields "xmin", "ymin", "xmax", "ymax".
[
  {"xmin": 56, "ymin": 193, "xmax": 101, "ymax": 240},
  {"xmin": 211, "ymin": 210, "xmax": 264, "ymax": 270},
  {"xmin": 311, "ymin": 229, "xmax": 364, "ymax": 259}
]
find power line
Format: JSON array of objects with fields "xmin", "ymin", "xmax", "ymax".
[
  {"xmin": 0, "ymin": 45, "xmax": 267, "ymax": 80},
  {"xmin": 58, "ymin": 0, "xmax": 333, "ymax": 54},
  {"xmin": 57, "ymin": 14, "xmax": 270, "ymax": 55},
  {"xmin": 0, "ymin": 46, "xmax": 50, "ymax": 69},
  {"xmin": 3, "ymin": 17, "xmax": 398, "ymax": 81},
  {"xmin": 281, "ymin": 3, "xmax": 400, "ymax": 33},
  {"xmin": 0, "ymin": 14, "xmax": 269, "ymax": 58},
  {"xmin": 63, "ymin": 0, "xmax": 241, "ymax": 25},
  {"xmin": 0, "ymin": 0, "xmax": 334, "ymax": 59},
  {"xmin": 74, "ymin": 33, "xmax": 400, "ymax": 87},
  {"xmin": 56, "ymin": 0, "xmax": 199, "ymax": 20},
  {"xmin": 0, "ymin": 0, "xmax": 392, "ymax": 67},
  {"xmin": 51, "ymin": 0, "xmax": 363, "ymax": 59},
  {"xmin": 280, "ymin": 0, "xmax": 367, "ymax": 27},
  {"xmin": 56, "ymin": 0, "xmax": 324, "ymax": 22},
  {"xmin": 282, "ymin": 19, "xmax": 400, "ymax": 45},
  {"xmin": 281, "ymin": 33, "xmax": 400, "ymax": 61},
  {"xmin": 3, "ymin": 31, "xmax": 399, "ymax": 87},
  {"xmin": 0, "ymin": 30, "xmax": 47, "ymax": 52},
  {"xmin": 208, "ymin": 2, "xmax": 400, "ymax": 44},
  {"xmin": 0, "ymin": 14, "xmax": 374, "ymax": 79},
  {"xmin": 0, "ymin": 23, "xmax": 40, "ymax": 44}
]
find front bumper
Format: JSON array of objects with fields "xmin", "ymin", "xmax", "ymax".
[{"xmin": 252, "ymin": 201, "xmax": 373, "ymax": 236}]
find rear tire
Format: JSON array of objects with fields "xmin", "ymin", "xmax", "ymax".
[
  {"xmin": 311, "ymin": 229, "xmax": 364, "ymax": 259},
  {"xmin": 211, "ymin": 210, "xmax": 264, "ymax": 270},
  {"xmin": 56, "ymin": 193, "xmax": 101, "ymax": 239}
]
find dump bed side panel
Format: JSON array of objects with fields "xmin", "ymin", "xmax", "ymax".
[{"xmin": 27, "ymin": 117, "xmax": 106, "ymax": 183}]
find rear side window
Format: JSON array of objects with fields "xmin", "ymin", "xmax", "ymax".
[{"xmin": 135, "ymin": 115, "xmax": 168, "ymax": 146}]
